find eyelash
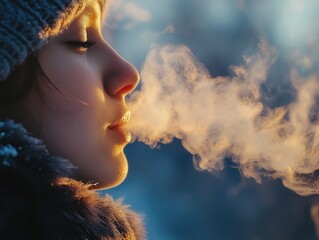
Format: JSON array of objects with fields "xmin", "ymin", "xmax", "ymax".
[{"xmin": 67, "ymin": 41, "xmax": 96, "ymax": 52}]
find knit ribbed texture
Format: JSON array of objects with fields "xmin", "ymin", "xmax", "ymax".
[{"xmin": 0, "ymin": 0, "xmax": 88, "ymax": 81}]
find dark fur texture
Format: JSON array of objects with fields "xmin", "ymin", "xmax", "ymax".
[{"xmin": 0, "ymin": 120, "xmax": 145, "ymax": 240}]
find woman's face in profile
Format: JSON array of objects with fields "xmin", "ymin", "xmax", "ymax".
[{"xmin": 24, "ymin": 0, "xmax": 139, "ymax": 189}]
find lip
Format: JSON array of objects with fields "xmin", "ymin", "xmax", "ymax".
[
  {"xmin": 108, "ymin": 126, "xmax": 131, "ymax": 143},
  {"xmin": 108, "ymin": 111, "xmax": 131, "ymax": 129},
  {"xmin": 107, "ymin": 111, "xmax": 131, "ymax": 143}
]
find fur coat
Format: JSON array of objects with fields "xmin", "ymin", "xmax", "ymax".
[{"xmin": 0, "ymin": 120, "xmax": 145, "ymax": 240}]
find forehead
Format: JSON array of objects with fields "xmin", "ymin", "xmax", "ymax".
[
  {"xmin": 93, "ymin": 0, "xmax": 109, "ymax": 20},
  {"xmin": 97, "ymin": 0, "xmax": 109, "ymax": 20},
  {"xmin": 97, "ymin": 0, "xmax": 109, "ymax": 12},
  {"xmin": 83, "ymin": 0, "xmax": 108, "ymax": 23}
]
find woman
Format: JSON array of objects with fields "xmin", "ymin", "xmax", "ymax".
[{"xmin": 0, "ymin": 0, "xmax": 145, "ymax": 239}]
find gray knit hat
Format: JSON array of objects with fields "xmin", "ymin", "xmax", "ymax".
[{"xmin": 0, "ymin": 0, "xmax": 104, "ymax": 81}]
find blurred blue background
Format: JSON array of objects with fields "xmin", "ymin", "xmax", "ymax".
[{"xmin": 101, "ymin": 0, "xmax": 319, "ymax": 239}]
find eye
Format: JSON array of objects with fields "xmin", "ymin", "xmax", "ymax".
[{"xmin": 66, "ymin": 41, "xmax": 96, "ymax": 53}]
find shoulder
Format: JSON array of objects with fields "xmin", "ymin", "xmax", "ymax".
[{"xmin": 0, "ymin": 120, "xmax": 145, "ymax": 240}]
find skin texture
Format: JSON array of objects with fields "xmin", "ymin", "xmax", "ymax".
[{"xmin": 13, "ymin": 0, "xmax": 140, "ymax": 189}]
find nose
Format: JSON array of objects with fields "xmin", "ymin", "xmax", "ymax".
[{"xmin": 101, "ymin": 42, "xmax": 140, "ymax": 98}]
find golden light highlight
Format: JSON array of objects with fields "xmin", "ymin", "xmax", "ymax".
[{"xmin": 96, "ymin": 88, "xmax": 106, "ymax": 102}]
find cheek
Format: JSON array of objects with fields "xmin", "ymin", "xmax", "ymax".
[
  {"xmin": 39, "ymin": 49, "xmax": 99, "ymax": 102},
  {"xmin": 37, "ymin": 84, "xmax": 127, "ymax": 188}
]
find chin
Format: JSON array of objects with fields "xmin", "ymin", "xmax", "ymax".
[
  {"xmin": 93, "ymin": 170, "xmax": 128, "ymax": 190},
  {"xmin": 91, "ymin": 154, "xmax": 129, "ymax": 190}
]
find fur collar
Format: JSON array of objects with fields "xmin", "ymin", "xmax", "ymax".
[{"xmin": 0, "ymin": 120, "xmax": 145, "ymax": 240}]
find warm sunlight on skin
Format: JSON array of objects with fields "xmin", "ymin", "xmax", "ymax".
[
  {"xmin": 16, "ymin": 0, "xmax": 140, "ymax": 189},
  {"xmin": 96, "ymin": 88, "xmax": 106, "ymax": 102}
]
